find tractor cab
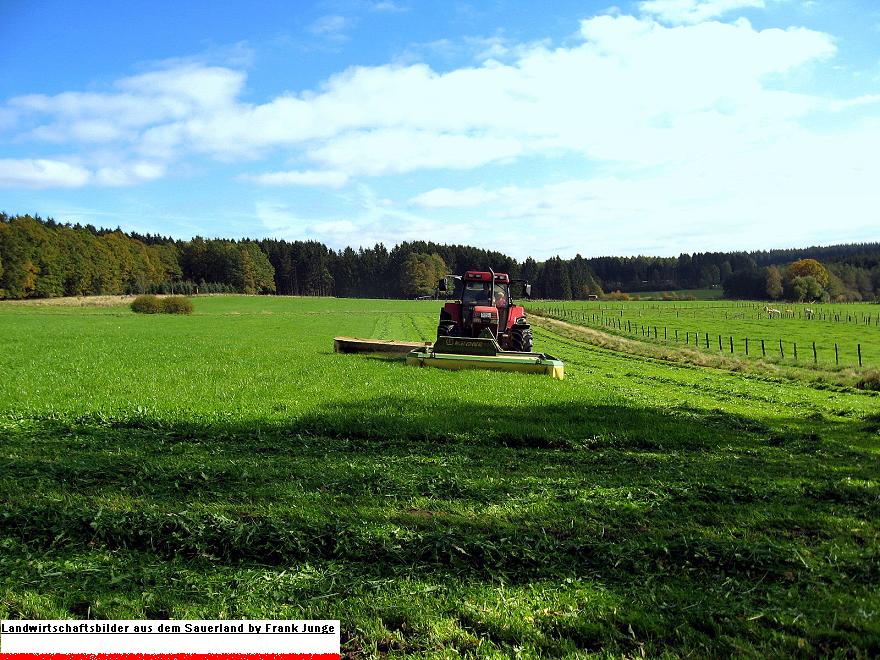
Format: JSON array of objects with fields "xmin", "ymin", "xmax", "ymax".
[
  {"xmin": 437, "ymin": 270, "xmax": 534, "ymax": 352},
  {"xmin": 457, "ymin": 272, "xmax": 510, "ymax": 331}
]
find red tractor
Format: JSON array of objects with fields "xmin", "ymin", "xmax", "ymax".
[{"xmin": 437, "ymin": 269, "xmax": 534, "ymax": 352}]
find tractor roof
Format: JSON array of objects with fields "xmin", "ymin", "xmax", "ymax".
[{"xmin": 463, "ymin": 271, "xmax": 509, "ymax": 282}]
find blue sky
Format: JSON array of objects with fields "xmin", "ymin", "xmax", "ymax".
[{"xmin": 1, "ymin": 0, "xmax": 878, "ymax": 259}]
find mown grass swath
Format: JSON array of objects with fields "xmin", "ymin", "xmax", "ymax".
[
  {"xmin": 533, "ymin": 300, "xmax": 880, "ymax": 369},
  {"xmin": 0, "ymin": 296, "xmax": 878, "ymax": 657}
]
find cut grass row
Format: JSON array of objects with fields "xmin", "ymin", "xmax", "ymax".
[
  {"xmin": 1, "ymin": 296, "xmax": 878, "ymax": 657},
  {"xmin": 530, "ymin": 300, "xmax": 880, "ymax": 370},
  {"xmin": 531, "ymin": 314, "xmax": 880, "ymax": 393}
]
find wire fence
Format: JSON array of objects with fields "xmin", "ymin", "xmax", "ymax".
[
  {"xmin": 534, "ymin": 306, "xmax": 870, "ymax": 368},
  {"xmin": 534, "ymin": 302, "xmax": 880, "ymax": 326}
]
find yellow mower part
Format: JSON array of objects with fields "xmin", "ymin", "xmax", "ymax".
[
  {"xmin": 334, "ymin": 335, "xmax": 565, "ymax": 379},
  {"xmin": 406, "ymin": 347, "xmax": 565, "ymax": 379}
]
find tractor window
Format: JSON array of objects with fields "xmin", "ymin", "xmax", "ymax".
[
  {"xmin": 493, "ymin": 284, "xmax": 509, "ymax": 307},
  {"xmin": 460, "ymin": 282, "xmax": 491, "ymax": 305}
]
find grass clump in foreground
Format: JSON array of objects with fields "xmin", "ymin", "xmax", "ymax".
[
  {"xmin": 131, "ymin": 294, "xmax": 194, "ymax": 315},
  {"xmin": 856, "ymin": 369, "xmax": 880, "ymax": 391},
  {"xmin": 0, "ymin": 296, "xmax": 878, "ymax": 657}
]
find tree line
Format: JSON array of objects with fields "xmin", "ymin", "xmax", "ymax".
[
  {"xmin": 1, "ymin": 212, "xmax": 878, "ymax": 302},
  {"xmin": 0, "ymin": 214, "xmax": 275, "ymax": 299},
  {"xmin": 722, "ymin": 257, "xmax": 880, "ymax": 303}
]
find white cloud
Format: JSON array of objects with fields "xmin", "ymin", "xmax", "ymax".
[
  {"xmin": 0, "ymin": 158, "xmax": 91, "ymax": 188},
  {"xmin": 828, "ymin": 94, "xmax": 880, "ymax": 111},
  {"xmin": 2, "ymin": 64, "xmax": 245, "ymax": 187},
  {"xmin": 0, "ymin": 158, "xmax": 164, "ymax": 189},
  {"xmin": 0, "ymin": 107, "xmax": 19, "ymax": 131},
  {"xmin": 310, "ymin": 15, "xmax": 352, "ymax": 37},
  {"xmin": 28, "ymin": 119, "xmax": 129, "ymax": 143},
  {"xmin": 397, "ymin": 34, "xmax": 541, "ymax": 66},
  {"xmin": 11, "ymin": 65, "xmax": 244, "ymax": 129},
  {"xmin": 370, "ymin": 1, "xmax": 408, "ymax": 12},
  {"xmin": 402, "ymin": 118, "xmax": 880, "ymax": 259},
  {"xmin": 410, "ymin": 186, "xmax": 501, "ymax": 208},
  {"xmin": 243, "ymin": 169, "xmax": 350, "ymax": 187},
  {"xmin": 307, "ymin": 129, "xmax": 523, "ymax": 175},
  {"xmin": 5, "ymin": 13, "xmax": 837, "ymax": 184},
  {"xmin": 94, "ymin": 162, "xmax": 166, "ymax": 187},
  {"xmin": 639, "ymin": 0, "xmax": 766, "ymax": 25},
  {"xmin": 256, "ymin": 189, "xmax": 477, "ymax": 249},
  {"xmin": 117, "ymin": 65, "xmax": 245, "ymax": 110}
]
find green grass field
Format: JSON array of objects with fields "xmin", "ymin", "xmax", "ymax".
[
  {"xmin": 621, "ymin": 288, "xmax": 725, "ymax": 300},
  {"xmin": 531, "ymin": 300, "xmax": 880, "ymax": 370},
  {"xmin": 1, "ymin": 296, "xmax": 878, "ymax": 657}
]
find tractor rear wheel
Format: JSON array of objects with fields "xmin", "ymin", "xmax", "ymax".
[{"xmin": 511, "ymin": 327, "xmax": 533, "ymax": 352}]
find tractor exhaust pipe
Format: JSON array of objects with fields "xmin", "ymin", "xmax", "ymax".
[{"xmin": 489, "ymin": 267, "xmax": 495, "ymax": 307}]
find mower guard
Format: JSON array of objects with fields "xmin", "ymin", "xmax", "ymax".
[{"xmin": 406, "ymin": 336, "xmax": 565, "ymax": 379}]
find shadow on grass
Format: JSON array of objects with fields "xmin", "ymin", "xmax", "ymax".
[
  {"xmin": 1, "ymin": 399, "xmax": 878, "ymax": 653},
  {"xmin": 0, "ymin": 398, "xmax": 880, "ymax": 655},
  {"xmin": 2, "ymin": 399, "xmax": 880, "ymax": 580}
]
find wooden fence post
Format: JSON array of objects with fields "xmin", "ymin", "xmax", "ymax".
[
  {"xmin": 858, "ymin": 344, "xmax": 862, "ymax": 367},
  {"xmin": 729, "ymin": 336, "xmax": 733, "ymax": 354},
  {"xmin": 779, "ymin": 339, "xmax": 784, "ymax": 359},
  {"xmin": 745, "ymin": 337, "xmax": 749, "ymax": 355},
  {"xmin": 761, "ymin": 339, "xmax": 765, "ymax": 357},
  {"xmin": 812, "ymin": 341, "xmax": 817, "ymax": 364},
  {"xmin": 835, "ymin": 343, "xmax": 839, "ymax": 365}
]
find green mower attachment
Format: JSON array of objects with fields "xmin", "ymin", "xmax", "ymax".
[{"xmin": 406, "ymin": 336, "xmax": 565, "ymax": 379}]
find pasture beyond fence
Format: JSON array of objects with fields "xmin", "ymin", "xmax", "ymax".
[{"xmin": 532, "ymin": 301, "xmax": 877, "ymax": 369}]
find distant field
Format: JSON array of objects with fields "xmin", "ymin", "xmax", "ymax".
[
  {"xmin": 0, "ymin": 295, "xmax": 159, "ymax": 307},
  {"xmin": 1, "ymin": 296, "xmax": 878, "ymax": 657},
  {"xmin": 621, "ymin": 287, "xmax": 725, "ymax": 300},
  {"xmin": 530, "ymin": 299, "xmax": 880, "ymax": 370}
]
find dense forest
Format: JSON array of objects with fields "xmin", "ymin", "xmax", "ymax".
[{"xmin": 1, "ymin": 213, "xmax": 878, "ymax": 302}]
